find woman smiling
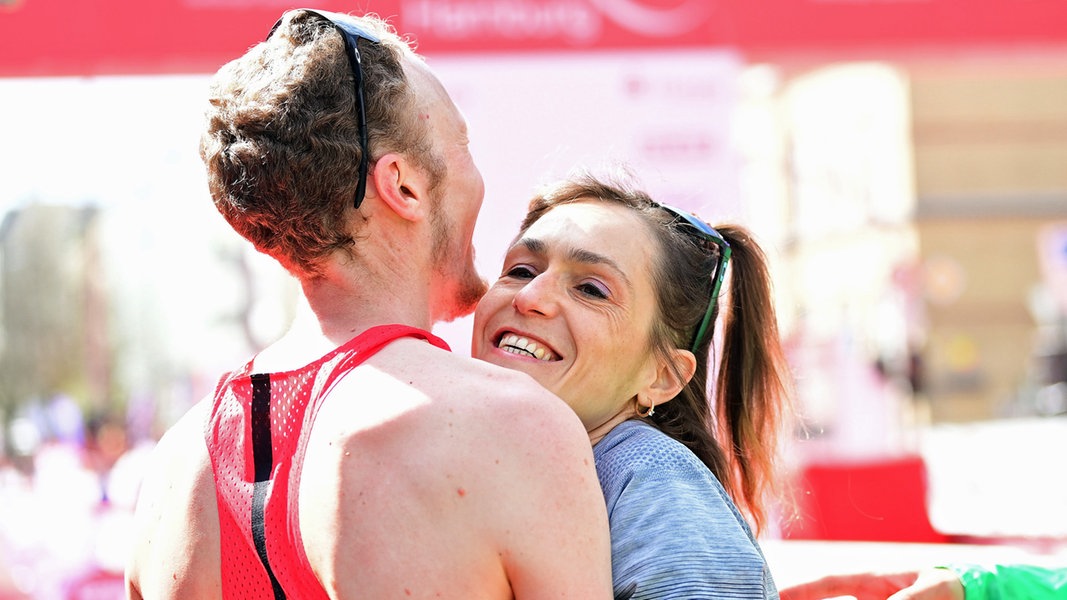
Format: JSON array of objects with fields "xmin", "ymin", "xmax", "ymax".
[{"xmin": 472, "ymin": 172, "xmax": 793, "ymax": 600}]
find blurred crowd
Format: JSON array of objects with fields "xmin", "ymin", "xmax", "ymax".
[{"xmin": 0, "ymin": 397, "xmax": 155, "ymax": 600}]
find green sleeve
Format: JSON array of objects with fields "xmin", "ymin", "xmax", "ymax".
[{"xmin": 941, "ymin": 563, "xmax": 1067, "ymax": 600}]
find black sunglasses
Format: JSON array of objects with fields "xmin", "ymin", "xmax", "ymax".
[
  {"xmin": 269, "ymin": 9, "xmax": 380, "ymax": 210},
  {"xmin": 658, "ymin": 204, "xmax": 732, "ymax": 353}
]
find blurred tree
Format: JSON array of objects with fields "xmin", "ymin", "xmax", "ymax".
[{"xmin": 0, "ymin": 204, "xmax": 98, "ymax": 450}]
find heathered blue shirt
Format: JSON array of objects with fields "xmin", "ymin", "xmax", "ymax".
[{"xmin": 593, "ymin": 419, "xmax": 779, "ymax": 600}]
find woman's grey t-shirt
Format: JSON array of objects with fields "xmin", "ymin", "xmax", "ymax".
[{"xmin": 593, "ymin": 419, "xmax": 779, "ymax": 600}]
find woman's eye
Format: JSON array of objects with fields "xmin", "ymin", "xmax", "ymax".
[
  {"xmin": 576, "ymin": 281, "xmax": 609, "ymax": 299},
  {"xmin": 505, "ymin": 265, "xmax": 537, "ymax": 279}
]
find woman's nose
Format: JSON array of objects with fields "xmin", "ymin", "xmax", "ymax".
[{"xmin": 512, "ymin": 274, "xmax": 559, "ymax": 318}]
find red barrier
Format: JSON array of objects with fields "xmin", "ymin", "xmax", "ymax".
[{"xmin": 786, "ymin": 454, "xmax": 951, "ymax": 543}]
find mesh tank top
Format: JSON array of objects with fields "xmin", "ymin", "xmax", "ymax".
[{"xmin": 205, "ymin": 324, "xmax": 450, "ymax": 599}]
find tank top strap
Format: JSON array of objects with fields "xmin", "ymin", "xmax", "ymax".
[
  {"xmin": 321, "ymin": 325, "xmax": 450, "ymax": 383},
  {"xmin": 338, "ymin": 324, "xmax": 451, "ymax": 355}
]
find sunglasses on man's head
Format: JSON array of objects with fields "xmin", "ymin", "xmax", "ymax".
[
  {"xmin": 657, "ymin": 204, "xmax": 732, "ymax": 353},
  {"xmin": 268, "ymin": 9, "xmax": 380, "ymax": 210}
]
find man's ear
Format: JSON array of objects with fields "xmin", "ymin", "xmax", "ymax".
[
  {"xmin": 369, "ymin": 152, "xmax": 430, "ymax": 222},
  {"xmin": 636, "ymin": 348, "xmax": 697, "ymax": 412}
]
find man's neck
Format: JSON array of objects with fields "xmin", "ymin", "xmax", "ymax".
[
  {"xmin": 301, "ymin": 271, "xmax": 432, "ymax": 343},
  {"xmin": 252, "ymin": 260, "xmax": 433, "ymax": 372},
  {"xmin": 312, "ymin": 206, "xmax": 439, "ymax": 340}
]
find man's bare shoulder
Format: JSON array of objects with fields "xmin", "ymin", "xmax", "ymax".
[
  {"xmin": 299, "ymin": 339, "xmax": 611, "ymax": 598},
  {"xmin": 126, "ymin": 398, "xmax": 221, "ymax": 600},
  {"xmin": 369, "ymin": 338, "xmax": 586, "ymax": 441},
  {"xmin": 332, "ymin": 339, "xmax": 598, "ymax": 513}
]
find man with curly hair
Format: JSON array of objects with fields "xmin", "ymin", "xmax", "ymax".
[{"xmin": 125, "ymin": 9, "xmax": 611, "ymax": 599}]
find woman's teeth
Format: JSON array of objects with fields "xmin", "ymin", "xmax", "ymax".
[{"xmin": 498, "ymin": 333, "xmax": 556, "ymax": 361}]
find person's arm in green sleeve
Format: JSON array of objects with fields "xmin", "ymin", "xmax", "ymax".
[
  {"xmin": 781, "ymin": 564, "xmax": 1066, "ymax": 600},
  {"xmin": 942, "ymin": 564, "xmax": 1067, "ymax": 600}
]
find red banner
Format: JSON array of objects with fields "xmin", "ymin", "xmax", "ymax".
[{"xmin": 2, "ymin": 0, "xmax": 1067, "ymax": 76}]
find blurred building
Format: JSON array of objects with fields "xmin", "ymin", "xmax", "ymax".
[
  {"xmin": 762, "ymin": 53, "xmax": 1067, "ymax": 434},
  {"xmin": 0, "ymin": 206, "xmax": 107, "ymax": 427},
  {"xmin": 910, "ymin": 64, "xmax": 1067, "ymax": 421}
]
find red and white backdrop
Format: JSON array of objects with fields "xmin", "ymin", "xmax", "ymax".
[{"xmin": 4, "ymin": 0, "xmax": 1067, "ymax": 76}]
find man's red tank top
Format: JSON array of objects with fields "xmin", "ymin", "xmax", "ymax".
[{"xmin": 205, "ymin": 324, "xmax": 450, "ymax": 599}]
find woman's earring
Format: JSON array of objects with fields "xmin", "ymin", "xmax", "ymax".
[{"xmin": 637, "ymin": 402, "xmax": 655, "ymax": 418}]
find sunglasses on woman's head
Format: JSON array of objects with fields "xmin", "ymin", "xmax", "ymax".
[
  {"xmin": 268, "ymin": 9, "xmax": 380, "ymax": 210},
  {"xmin": 657, "ymin": 204, "xmax": 732, "ymax": 353}
]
